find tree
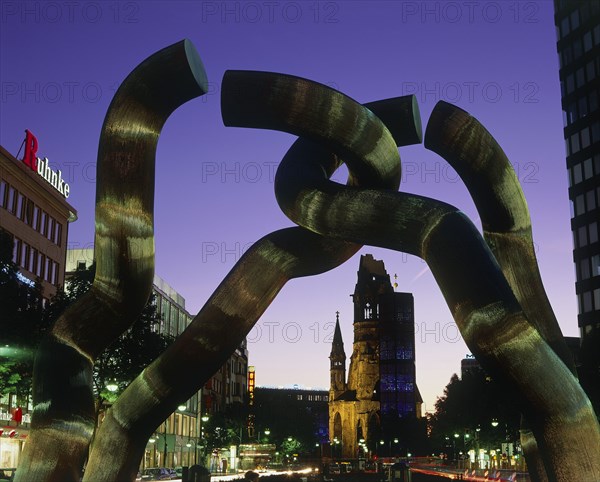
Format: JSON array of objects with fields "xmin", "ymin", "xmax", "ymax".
[
  {"xmin": 203, "ymin": 403, "xmax": 248, "ymax": 453},
  {"xmin": 46, "ymin": 263, "xmax": 173, "ymax": 414},
  {"xmin": 429, "ymin": 370, "xmax": 521, "ymax": 457}
]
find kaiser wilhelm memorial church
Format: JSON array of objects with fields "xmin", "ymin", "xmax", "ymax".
[{"xmin": 329, "ymin": 254, "xmax": 422, "ymax": 458}]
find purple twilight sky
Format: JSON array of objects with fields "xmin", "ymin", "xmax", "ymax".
[{"xmin": 1, "ymin": 1, "xmax": 574, "ymax": 414}]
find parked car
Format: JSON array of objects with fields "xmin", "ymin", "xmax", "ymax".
[{"xmin": 140, "ymin": 468, "xmax": 173, "ymax": 480}]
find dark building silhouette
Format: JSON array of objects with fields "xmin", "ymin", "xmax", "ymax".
[
  {"xmin": 460, "ymin": 354, "xmax": 482, "ymax": 379},
  {"xmin": 329, "ymin": 255, "xmax": 421, "ymax": 459},
  {"xmin": 253, "ymin": 387, "xmax": 329, "ymax": 448},
  {"xmin": 554, "ymin": 0, "xmax": 600, "ymax": 413}
]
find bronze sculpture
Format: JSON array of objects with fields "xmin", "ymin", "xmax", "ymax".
[{"xmin": 15, "ymin": 40, "xmax": 600, "ymax": 482}]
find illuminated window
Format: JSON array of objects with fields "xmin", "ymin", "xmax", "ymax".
[
  {"xmin": 12, "ymin": 237, "xmax": 20, "ymax": 264},
  {"xmin": 29, "ymin": 248, "xmax": 37, "ymax": 273}
]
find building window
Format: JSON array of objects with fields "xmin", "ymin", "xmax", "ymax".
[
  {"xmin": 579, "ymin": 225, "xmax": 588, "ymax": 247},
  {"xmin": 587, "ymin": 61, "xmax": 596, "ymax": 83},
  {"xmin": 573, "ymin": 163, "xmax": 583, "ymax": 184},
  {"xmin": 0, "ymin": 180, "xmax": 6, "ymax": 208},
  {"xmin": 570, "ymin": 10, "xmax": 579, "ymax": 30},
  {"xmin": 573, "ymin": 37, "xmax": 583, "ymax": 59},
  {"xmin": 561, "ymin": 17, "xmax": 569, "ymax": 37},
  {"xmin": 581, "ymin": 258, "xmax": 590, "ymax": 279},
  {"xmin": 16, "ymin": 193, "xmax": 24, "ymax": 220},
  {"xmin": 20, "ymin": 242, "xmax": 30, "ymax": 270},
  {"xmin": 576, "ymin": 68, "xmax": 585, "ymax": 88},
  {"xmin": 594, "ymin": 289, "xmax": 600, "ymax": 311},
  {"xmin": 566, "ymin": 74, "xmax": 575, "ymax": 94},
  {"xmin": 54, "ymin": 222, "xmax": 62, "ymax": 246},
  {"xmin": 582, "ymin": 128, "xmax": 591, "ymax": 150},
  {"xmin": 591, "ymin": 122, "xmax": 600, "ymax": 143},
  {"xmin": 590, "ymin": 91, "xmax": 598, "ymax": 113},
  {"xmin": 583, "ymin": 291, "xmax": 592, "ymax": 313},
  {"xmin": 589, "ymin": 222, "xmax": 598, "ymax": 244},
  {"xmin": 29, "ymin": 248, "xmax": 37, "ymax": 273},
  {"xmin": 36, "ymin": 252, "xmax": 44, "ymax": 277},
  {"xmin": 586, "ymin": 190, "xmax": 596, "ymax": 211},
  {"xmin": 52, "ymin": 261, "xmax": 59, "ymax": 284},
  {"xmin": 32, "ymin": 205, "xmax": 39, "ymax": 231},
  {"xmin": 571, "ymin": 132, "xmax": 580, "ymax": 154},
  {"xmin": 592, "ymin": 255, "xmax": 600, "ymax": 278},
  {"xmin": 7, "ymin": 187, "xmax": 15, "ymax": 214},
  {"xmin": 576, "ymin": 194, "xmax": 585, "ymax": 215},
  {"xmin": 12, "ymin": 237, "xmax": 21, "ymax": 264},
  {"xmin": 579, "ymin": 96, "xmax": 588, "ymax": 118},
  {"xmin": 24, "ymin": 199, "xmax": 33, "ymax": 225},
  {"xmin": 40, "ymin": 211, "xmax": 47, "ymax": 237},
  {"xmin": 46, "ymin": 216, "xmax": 54, "ymax": 241},
  {"xmin": 584, "ymin": 31, "xmax": 593, "ymax": 51}
]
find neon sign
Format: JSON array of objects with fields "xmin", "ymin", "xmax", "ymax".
[{"xmin": 22, "ymin": 130, "xmax": 71, "ymax": 198}]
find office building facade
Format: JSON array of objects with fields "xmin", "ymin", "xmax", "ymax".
[
  {"xmin": 0, "ymin": 142, "xmax": 77, "ymax": 303},
  {"xmin": 0, "ymin": 138, "xmax": 77, "ymax": 467},
  {"xmin": 554, "ymin": 0, "xmax": 600, "ymax": 411}
]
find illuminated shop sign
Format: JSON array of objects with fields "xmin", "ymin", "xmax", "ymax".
[
  {"xmin": 22, "ymin": 130, "xmax": 71, "ymax": 198},
  {"xmin": 248, "ymin": 366, "xmax": 255, "ymax": 406}
]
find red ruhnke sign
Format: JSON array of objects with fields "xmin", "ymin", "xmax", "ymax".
[{"xmin": 22, "ymin": 130, "xmax": 71, "ymax": 198}]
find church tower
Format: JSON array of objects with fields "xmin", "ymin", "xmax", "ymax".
[
  {"xmin": 328, "ymin": 254, "xmax": 421, "ymax": 459},
  {"xmin": 329, "ymin": 312, "xmax": 346, "ymax": 398}
]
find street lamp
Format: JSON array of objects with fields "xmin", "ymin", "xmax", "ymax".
[
  {"xmin": 178, "ymin": 404, "xmax": 187, "ymax": 411},
  {"xmin": 149, "ymin": 437, "xmax": 157, "ymax": 468},
  {"xmin": 186, "ymin": 439, "xmax": 198, "ymax": 465}
]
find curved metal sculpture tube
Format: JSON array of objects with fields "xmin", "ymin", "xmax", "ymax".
[
  {"xmin": 425, "ymin": 101, "xmax": 583, "ymax": 482},
  {"xmin": 221, "ymin": 72, "xmax": 600, "ymax": 481},
  {"xmin": 16, "ymin": 40, "xmax": 209, "ymax": 482},
  {"xmin": 425, "ymin": 101, "xmax": 574, "ymax": 370},
  {"xmin": 83, "ymin": 86, "xmax": 419, "ymax": 480}
]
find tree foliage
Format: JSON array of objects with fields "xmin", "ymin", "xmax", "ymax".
[
  {"xmin": 429, "ymin": 369, "xmax": 521, "ymax": 455},
  {"xmin": 203, "ymin": 403, "xmax": 248, "ymax": 451},
  {"xmin": 46, "ymin": 263, "xmax": 173, "ymax": 403}
]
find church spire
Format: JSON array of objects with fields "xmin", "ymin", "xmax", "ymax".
[
  {"xmin": 333, "ymin": 311, "xmax": 344, "ymax": 347},
  {"xmin": 330, "ymin": 311, "xmax": 346, "ymax": 396}
]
